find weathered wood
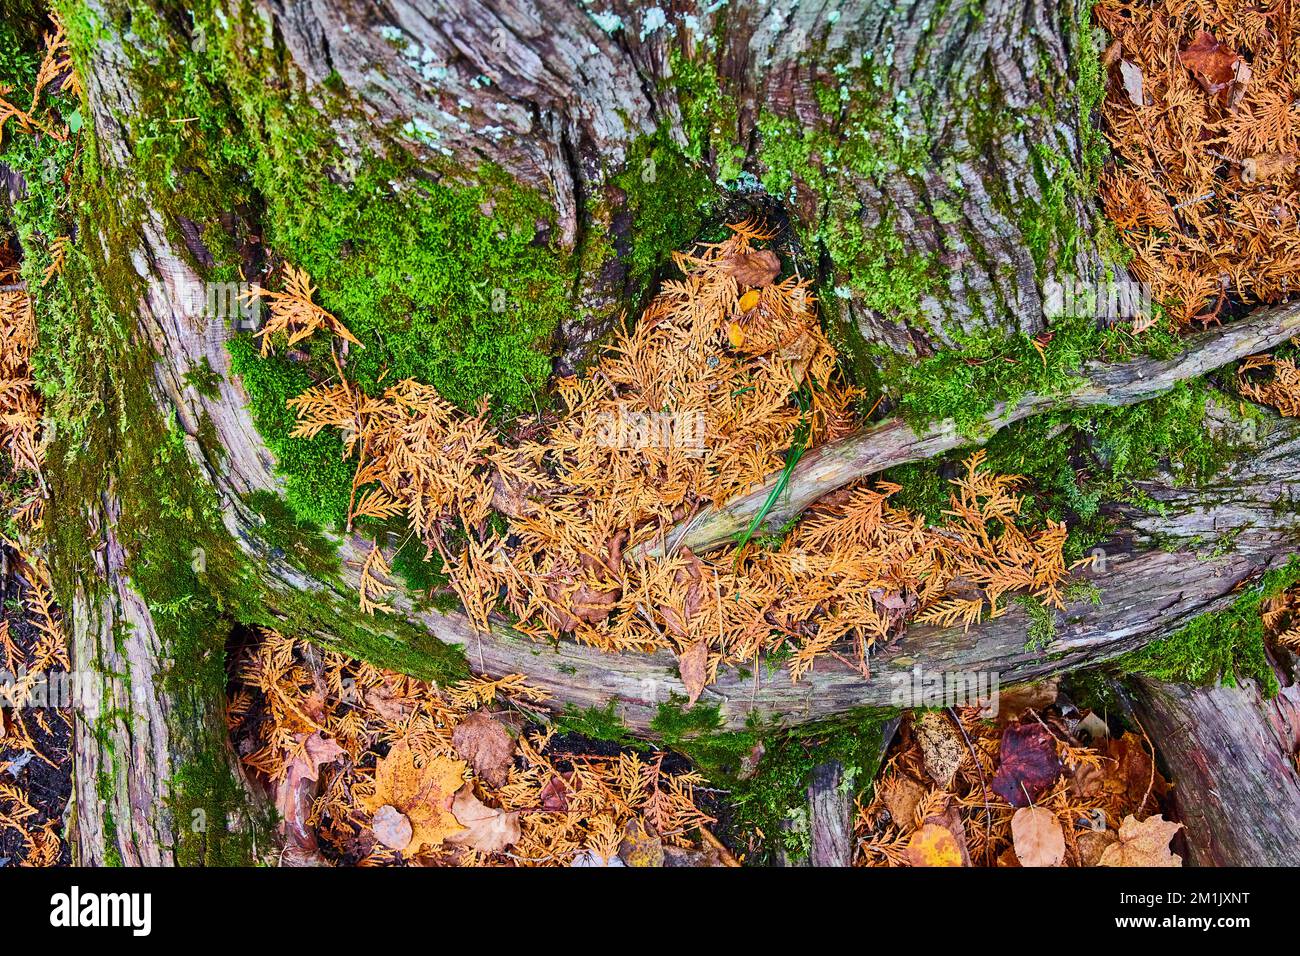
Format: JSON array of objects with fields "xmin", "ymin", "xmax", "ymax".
[
  {"xmin": 640, "ymin": 300, "xmax": 1300, "ymax": 558},
  {"xmin": 1130, "ymin": 672, "xmax": 1300, "ymax": 867}
]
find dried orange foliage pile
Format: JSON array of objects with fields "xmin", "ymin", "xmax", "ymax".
[
  {"xmin": 228, "ymin": 629, "xmax": 725, "ymax": 867},
  {"xmin": 1097, "ymin": 0, "xmax": 1300, "ymax": 325},
  {"xmin": 857, "ymin": 692, "xmax": 1182, "ymax": 867},
  {"xmin": 0, "ymin": 553, "xmax": 69, "ymax": 868},
  {"xmin": 1238, "ymin": 349, "xmax": 1300, "ymax": 415},
  {"xmin": 276, "ymin": 225, "xmax": 1074, "ymax": 685}
]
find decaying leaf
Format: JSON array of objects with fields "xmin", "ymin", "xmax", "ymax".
[
  {"xmin": 905, "ymin": 822, "xmax": 964, "ymax": 867},
  {"xmin": 725, "ymin": 249, "xmax": 781, "ymax": 287},
  {"xmin": 881, "ymin": 773, "xmax": 927, "ymax": 827},
  {"xmin": 995, "ymin": 679, "xmax": 1058, "ymax": 725},
  {"xmin": 451, "ymin": 709, "xmax": 517, "ymax": 789},
  {"xmin": 990, "ymin": 722, "xmax": 1062, "ymax": 807},
  {"xmin": 914, "ymin": 711, "xmax": 965, "ymax": 790},
  {"xmin": 1118, "ymin": 59, "xmax": 1146, "ymax": 106},
  {"xmin": 1011, "ymin": 806, "xmax": 1065, "ymax": 867},
  {"xmin": 678, "ymin": 639, "xmax": 709, "ymax": 706},
  {"xmin": 1242, "ymin": 152, "xmax": 1297, "ymax": 185},
  {"xmin": 1178, "ymin": 31, "xmax": 1242, "ymax": 98},
  {"xmin": 275, "ymin": 731, "xmax": 346, "ymax": 842},
  {"xmin": 362, "ymin": 741, "xmax": 466, "ymax": 854},
  {"xmin": 372, "ymin": 804, "xmax": 414, "ymax": 851},
  {"xmin": 1099, "ymin": 814, "xmax": 1184, "ymax": 867},
  {"xmin": 1078, "ymin": 828, "xmax": 1119, "ymax": 867},
  {"xmin": 618, "ymin": 818, "xmax": 665, "ymax": 867},
  {"xmin": 447, "ymin": 785, "xmax": 522, "ymax": 854}
]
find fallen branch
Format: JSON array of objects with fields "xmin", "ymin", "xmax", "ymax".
[{"xmin": 638, "ymin": 302, "xmax": 1300, "ymax": 558}]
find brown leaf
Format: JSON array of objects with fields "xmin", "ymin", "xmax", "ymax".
[
  {"xmin": 1011, "ymin": 806, "xmax": 1066, "ymax": 867},
  {"xmin": 447, "ymin": 785, "xmax": 521, "ymax": 854},
  {"xmin": 539, "ymin": 773, "xmax": 571, "ymax": 811},
  {"xmin": 1108, "ymin": 732, "xmax": 1168, "ymax": 812},
  {"xmin": 725, "ymin": 249, "xmax": 781, "ymax": 288},
  {"xmin": 1099, "ymin": 814, "xmax": 1183, "ymax": 867},
  {"xmin": 1078, "ymin": 828, "xmax": 1119, "ymax": 867},
  {"xmin": 660, "ymin": 548, "xmax": 706, "ymax": 639},
  {"xmin": 275, "ymin": 731, "xmax": 346, "ymax": 847},
  {"xmin": 364, "ymin": 682, "xmax": 412, "ymax": 723},
  {"xmin": 451, "ymin": 710, "xmax": 517, "ymax": 789},
  {"xmin": 995, "ymin": 679, "xmax": 1058, "ymax": 726},
  {"xmin": 914, "ymin": 711, "xmax": 965, "ymax": 789},
  {"xmin": 990, "ymin": 722, "xmax": 1062, "ymax": 807},
  {"xmin": 905, "ymin": 822, "xmax": 964, "ymax": 867},
  {"xmin": 1179, "ymin": 31, "xmax": 1242, "ymax": 98},
  {"xmin": 678, "ymin": 639, "xmax": 709, "ymax": 706},
  {"xmin": 882, "ymin": 774, "xmax": 927, "ymax": 829},
  {"xmin": 1242, "ymin": 152, "xmax": 1297, "ymax": 185},
  {"xmin": 372, "ymin": 804, "xmax": 413, "ymax": 851},
  {"xmin": 1069, "ymin": 760, "xmax": 1107, "ymax": 801}
]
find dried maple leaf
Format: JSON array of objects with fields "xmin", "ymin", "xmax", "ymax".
[
  {"xmin": 451, "ymin": 710, "xmax": 516, "ymax": 789},
  {"xmin": 1178, "ymin": 31, "xmax": 1241, "ymax": 99},
  {"xmin": 990, "ymin": 722, "xmax": 1062, "ymax": 807},
  {"xmin": 362, "ymin": 740, "xmax": 466, "ymax": 854},
  {"xmin": 905, "ymin": 822, "xmax": 964, "ymax": 867},
  {"xmin": 1011, "ymin": 806, "xmax": 1065, "ymax": 867},
  {"xmin": 1099, "ymin": 814, "xmax": 1184, "ymax": 867},
  {"xmin": 447, "ymin": 785, "xmax": 521, "ymax": 854}
]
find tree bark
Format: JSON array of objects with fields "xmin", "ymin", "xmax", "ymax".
[
  {"xmin": 20, "ymin": 0, "xmax": 1297, "ymax": 869},
  {"xmin": 1129, "ymin": 669, "xmax": 1300, "ymax": 867}
]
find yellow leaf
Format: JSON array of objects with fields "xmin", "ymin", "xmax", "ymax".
[
  {"xmin": 905, "ymin": 822, "xmax": 964, "ymax": 867},
  {"xmin": 363, "ymin": 740, "xmax": 466, "ymax": 854},
  {"xmin": 727, "ymin": 321, "xmax": 745, "ymax": 348},
  {"xmin": 738, "ymin": 289, "xmax": 761, "ymax": 311}
]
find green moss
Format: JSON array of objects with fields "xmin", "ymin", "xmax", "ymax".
[
  {"xmin": 1118, "ymin": 557, "xmax": 1300, "ymax": 695},
  {"xmin": 1015, "ymin": 595, "xmax": 1059, "ymax": 651},
  {"xmin": 226, "ymin": 337, "xmax": 352, "ymax": 526},
  {"xmin": 612, "ymin": 129, "xmax": 717, "ymax": 305},
  {"xmin": 668, "ymin": 46, "xmax": 746, "ymax": 183},
  {"xmin": 182, "ymin": 356, "xmax": 222, "ymax": 399},
  {"xmin": 553, "ymin": 700, "xmax": 649, "ymax": 750},
  {"xmin": 99, "ymin": 0, "xmax": 579, "ymax": 525},
  {"xmin": 243, "ymin": 490, "xmax": 342, "ymax": 582}
]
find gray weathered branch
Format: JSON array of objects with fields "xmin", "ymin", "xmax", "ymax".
[{"xmin": 642, "ymin": 300, "xmax": 1300, "ymax": 559}]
